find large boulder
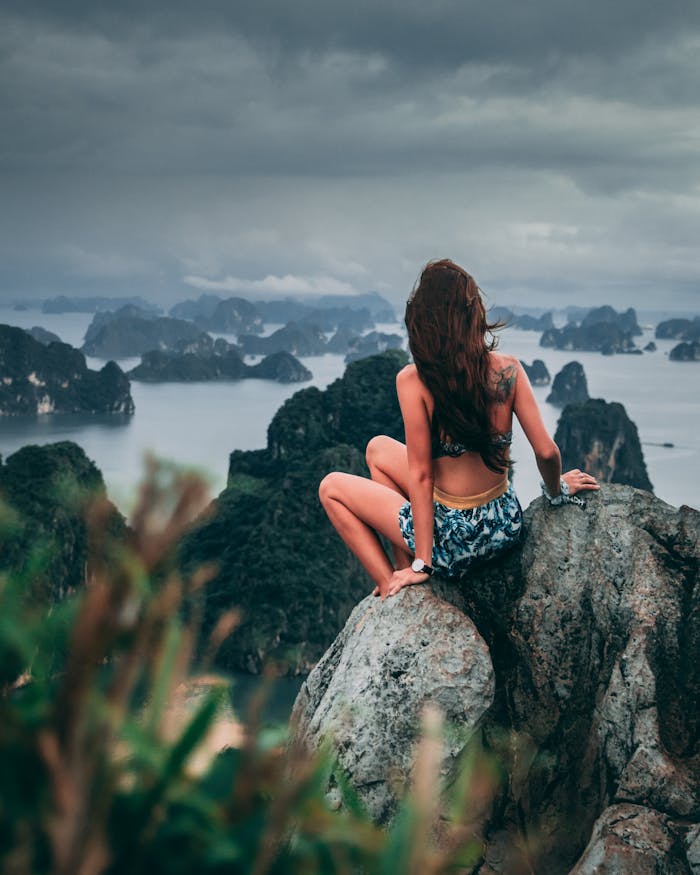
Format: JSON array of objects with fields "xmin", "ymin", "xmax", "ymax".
[
  {"xmin": 292, "ymin": 485, "xmax": 700, "ymax": 873},
  {"xmin": 291, "ymin": 587, "xmax": 495, "ymax": 823}
]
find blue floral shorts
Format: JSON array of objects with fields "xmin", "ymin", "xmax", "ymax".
[{"xmin": 398, "ymin": 482, "xmax": 523, "ymax": 579}]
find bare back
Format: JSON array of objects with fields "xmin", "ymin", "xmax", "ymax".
[{"xmin": 399, "ymin": 353, "xmax": 519, "ymax": 497}]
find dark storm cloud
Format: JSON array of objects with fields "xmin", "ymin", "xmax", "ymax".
[
  {"xmin": 0, "ymin": 0, "xmax": 698, "ymax": 309},
  {"xmin": 5, "ymin": 0, "xmax": 700, "ymax": 70}
]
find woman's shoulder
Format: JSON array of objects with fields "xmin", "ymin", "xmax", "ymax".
[
  {"xmin": 488, "ymin": 352, "xmax": 519, "ymax": 403},
  {"xmin": 396, "ymin": 363, "xmax": 419, "ymax": 384},
  {"xmin": 396, "ymin": 364, "xmax": 432, "ymax": 400}
]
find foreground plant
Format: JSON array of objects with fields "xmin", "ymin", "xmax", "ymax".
[{"xmin": 0, "ymin": 454, "xmax": 500, "ymax": 875}]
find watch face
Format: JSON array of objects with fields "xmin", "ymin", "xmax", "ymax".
[{"xmin": 411, "ymin": 558, "xmax": 424, "ymax": 573}]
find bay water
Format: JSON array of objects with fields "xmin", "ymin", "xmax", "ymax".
[{"xmin": 0, "ymin": 307, "xmax": 697, "ymax": 518}]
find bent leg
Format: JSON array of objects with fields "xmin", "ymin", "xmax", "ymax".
[
  {"xmin": 365, "ymin": 436, "xmax": 413, "ymax": 571},
  {"xmin": 366, "ymin": 435, "xmax": 410, "ymax": 497},
  {"xmin": 319, "ymin": 471, "xmax": 412, "ymax": 596}
]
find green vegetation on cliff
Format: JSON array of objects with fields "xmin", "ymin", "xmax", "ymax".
[
  {"xmin": 178, "ymin": 350, "xmax": 409, "ymax": 674},
  {"xmin": 0, "ymin": 441, "xmax": 127, "ymax": 602}
]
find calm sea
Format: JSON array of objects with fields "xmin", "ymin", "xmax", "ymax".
[{"xmin": 0, "ymin": 307, "xmax": 698, "ymax": 517}]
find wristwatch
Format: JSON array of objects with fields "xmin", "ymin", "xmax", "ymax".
[{"xmin": 411, "ymin": 558, "xmax": 434, "ymax": 576}]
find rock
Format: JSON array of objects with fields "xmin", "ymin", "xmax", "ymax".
[
  {"xmin": 670, "ymin": 340, "xmax": 700, "ymax": 361},
  {"xmin": 580, "ymin": 305, "xmax": 642, "ymax": 336},
  {"xmin": 656, "ymin": 317, "xmax": 700, "ymax": 341},
  {"xmin": 310, "ymin": 291, "xmax": 395, "ymax": 322},
  {"xmin": 540, "ymin": 323, "xmax": 637, "ymax": 354},
  {"xmin": 0, "ymin": 441, "xmax": 127, "ymax": 603},
  {"xmin": 289, "ymin": 485, "xmax": 699, "ymax": 872},
  {"xmin": 238, "ymin": 321, "xmax": 327, "ymax": 357},
  {"xmin": 546, "ymin": 361, "xmax": 589, "ymax": 406},
  {"xmin": 193, "ymin": 297, "xmax": 264, "ymax": 335},
  {"xmin": 83, "ymin": 304, "xmax": 159, "ymax": 348},
  {"xmin": 569, "ymin": 804, "xmax": 690, "ymax": 874},
  {"xmin": 554, "ymin": 398, "xmax": 652, "ymax": 490},
  {"xmin": 176, "ymin": 351, "xmax": 409, "ymax": 675},
  {"xmin": 520, "ymin": 359, "xmax": 551, "ymax": 385},
  {"xmin": 344, "ymin": 331, "xmax": 404, "ymax": 363},
  {"xmin": 168, "ymin": 293, "xmax": 223, "ymax": 322},
  {"xmin": 127, "ymin": 344, "xmax": 311, "ymax": 383},
  {"xmin": 26, "ymin": 325, "xmax": 62, "ymax": 344},
  {"xmin": 291, "ymin": 587, "xmax": 495, "ymax": 823},
  {"xmin": 644, "ymin": 341, "xmax": 657, "ymax": 352},
  {"xmin": 512, "ymin": 312, "xmax": 554, "ymax": 331},
  {"xmin": 254, "ymin": 302, "xmax": 374, "ymax": 332},
  {"xmin": 326, "ymin": 325, "xmax": 359, "ymax": 354},
  {"xmin": 247, "ymin": 351, "xmax": 312, "ymax": 382},
  {"xmin": 82, "ymin": 311, "xmax": 204, "ymax": 358},
  {"xmin": 0, "ymin": 324, "xmax": 134, "ymax": 415},
  {"xmin": 299, "ymin": 307, "xmax": 373, "ymax": 334}
]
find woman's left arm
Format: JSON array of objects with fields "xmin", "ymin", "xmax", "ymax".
[{"xmin": 388, "ymin": 367, "xmax": 434, "ymax": 595}]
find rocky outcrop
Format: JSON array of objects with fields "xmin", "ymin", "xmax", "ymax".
[
  {"xmin": 238, "ymin": 321, "xmax": 328, "ymax": 357},
  {"xmin": 554, "ymin": 398, "xmax": 652, "ymax": 490},
  {"xmin": 83, "ymin": 304, "xmax": 159, "ymax": 348},
  {"xmin": 343, "ymin": 331, "xmax": 404, "ymax": 363},
  {"xmin": 580, "ymin": 305, "xmax": 642, "ymax": 336},
  {"xmin": 656, "ymin": 317, "xmax": 700, "ymax": 341},
  {"xmin": 540, "ymin": 323, "xmax": 637, "ymax": 355},
  {"xmin": 127, "ymin": 342, "xmax": 311, "ymax": 383},
  {"xmin": 168, "ymin": 293, "xmax": 223, "ymax": 322},
  {"xmin": 546, "ymin": 361, "xmax": 589, "ymax": 406},
  {"xmin": 177, "ymin": 351, "xmax": 409, "ymax": 675},
  {"xmin": 670, "ymin": 341, "xmax": 700, "ymax": 362},
  {"xmin": 488, "ymin": 306, "xmax": 552, "ymax": 330},
  {"xmin": 292, "ymin": 486, "xmax": 700, "ymax": 873},
  {"xmin": 26, "ymin": 326, "xmax": 62, "ymax": 345},
  {"xmin": 645, "ymin": 340, "xmax": 657, "ymax": 352},
  {"xmin": 291, "ymin": 588, "xmax": 495, "ymax": 823},
  {"xmin": 0, "ymin": 324, "xmax": 134, "ymax": 415},
  {"xmin": 312, "ymin": 291, "xmax": 396, "ymax": 322},
  {"xmin": 0, "ymin": 441, "xmax": 127, "ymax": 601},
  {"xmin": 513, "ymin": 312, "xmax": 554, "ymax": 331},
  {"xmin": 193, "ymin": 297, "xmax": 264, "ymax": 335},
  {"xmin": 82, "ymin": 310, "xmax": 203, "ymax": 358},
  {"xmin": 247, "ymin": 351, "xmax": 312, "ymax": 382},
  {"xmin": 520, "ymin": 359, "xmax": 551, "ymax": 385}
]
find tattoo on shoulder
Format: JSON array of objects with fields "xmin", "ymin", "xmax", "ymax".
[{"xmin": 493, "ymin": 363, "xmax": 516, "ymax": 404}]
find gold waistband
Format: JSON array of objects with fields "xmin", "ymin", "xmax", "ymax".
[{"xmin": 433, "ymin": 476, "xmax": 510, "ymax": 509}]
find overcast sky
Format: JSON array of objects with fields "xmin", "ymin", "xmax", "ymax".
[{"xmin": 1, "ymin": 0, "xmax": 699, "ymax": 312}]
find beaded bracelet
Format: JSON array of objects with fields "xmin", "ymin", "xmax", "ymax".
[{"xmin": 540, "ymin": 478, "xmax": 586, "ymax": 508}]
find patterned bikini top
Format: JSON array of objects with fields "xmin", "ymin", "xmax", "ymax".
[{"xmin": 431, "ymin": 427, "xmax": 513, "ymax": 459}]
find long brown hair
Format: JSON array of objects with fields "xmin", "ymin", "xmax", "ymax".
[{"xmin": 404, "ymin": 259, "xmax": 509, "ymax": 473}]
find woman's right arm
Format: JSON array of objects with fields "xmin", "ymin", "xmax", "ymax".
[
  {"xmin": 512, "ymin": 360, "xmax": 563, "ymax": 497},
  {"xmin": 512, "ymin": 360, "xmax": 599, "ymax": 498}
]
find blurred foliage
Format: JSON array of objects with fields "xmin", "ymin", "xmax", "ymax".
[
  {"xmin": 0, "ymin": 454, "xmax": 505, "ymax": 875},
  {"xmin": 179, "ymin": 351, "xmax": 410, "ymax": 675}
]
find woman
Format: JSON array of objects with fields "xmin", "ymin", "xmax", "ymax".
[{"xmin": 318, "ymin": 259, "xmax": 599, "ymax": 599}]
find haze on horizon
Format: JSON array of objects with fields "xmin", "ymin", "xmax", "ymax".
[{"xmin": 1, "ymin": 0, "xmax": 699, "ymax": 314}]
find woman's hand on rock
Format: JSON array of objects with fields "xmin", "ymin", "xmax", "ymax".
[
  {"xmin": 382, "ymin": 567, "xmax": 429, "ymax": 598},
  {"xmin": 562, "ymin": 468, "xmax": 600, "ymax": 495}
]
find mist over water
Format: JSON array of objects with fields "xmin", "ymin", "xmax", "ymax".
[{"xmin": 0, "ymin": 307, "xmax": 697, "ymax": 519}]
